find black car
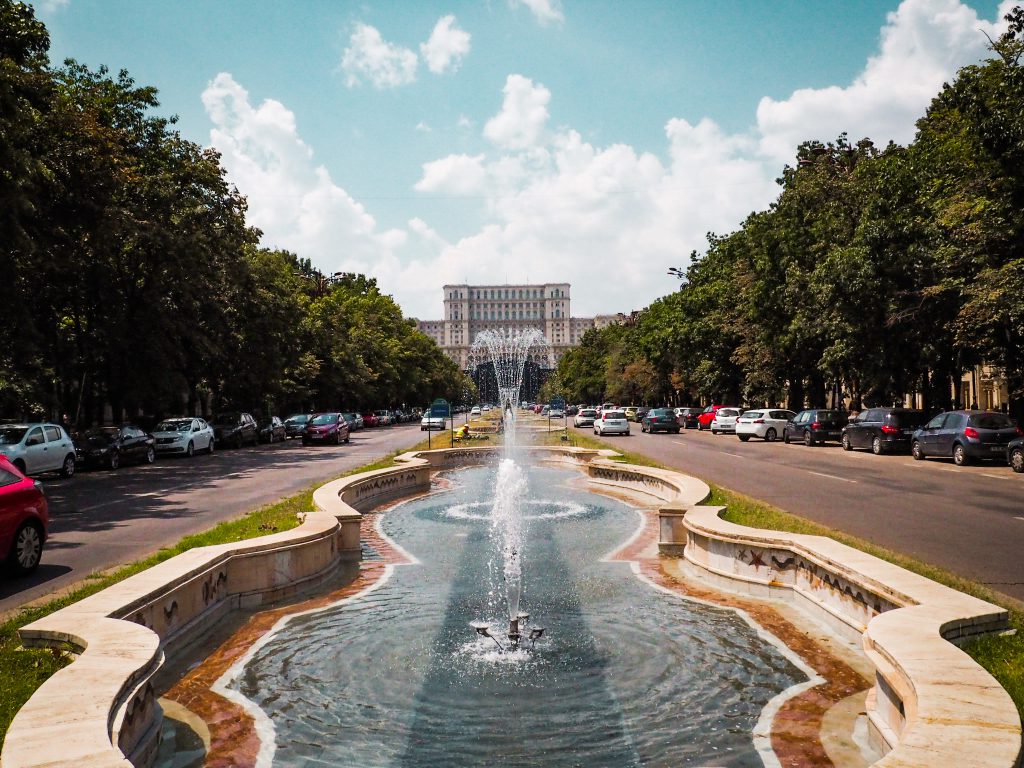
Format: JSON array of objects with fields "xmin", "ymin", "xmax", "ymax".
[
  {"xmin": 783, "ymin": 409, "xmax": 848, "ymax": 446},
  {"xmin": 1008, "ymin": 437, "xmax": 1024, "ymax": 473},
  {"xmin": 211, "ymin": 412, "xmax": 259, "ymax": 448},
  {"xmin": 75, "ymin": 426, "xmax": 156, "ymax": 470},
  {"xmin": 641, "ymin": 408, "xmax": 680, "ymax": 434},
  {"xmin": 676, "ymin": 408, "xmax": 701, "ymax": 429},
  {"xmin": 283, "ymin": 413, "xmax": 312, "ymax": 438},
  {"xmin": 912, "ymin": 410, "xmax": 1020, "ymax": 466},
  {"xmin": 841, "ymin": 408, "xmax": 929, "ymax": 455},
  {"xmin": 257, "ymin": 416, "xmax": 286, "ymax": 443}
]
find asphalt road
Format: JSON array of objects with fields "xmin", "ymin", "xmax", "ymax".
[
  {"xmin": 580, "ymin": 423, "xmax": 1024, "ymax": 602},
  {"xmin": 0, "ymin": 424, "xmax": 426, "ymax": 616}
]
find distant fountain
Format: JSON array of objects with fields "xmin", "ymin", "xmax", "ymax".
[{"xmin": 468, "ymin": 329, "xmax": 550, "ymax": 649}]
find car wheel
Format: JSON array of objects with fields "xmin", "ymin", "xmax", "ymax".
[
  {"xmin": 764, "ymin": 428, "xmax": 777, "ymax": 443},
  {"xmin": 871, "ymin": 436, "xmax": 884, "ymax": 456},
  {"xmin": 738, "ymin": 435, "xmax": 750, "ymax": 442},
  {"xmin": 698, "ymin": 422, "xmax": 705, "ymax": 431},
  {"xmin": 783, "ymin": 430, "xmax": 790, "ymax": 444},
  {"xmin": 911, "ymin": 440, "xmax": 924, "ymax": 461},
  {"xmin": 803, "ymin": 430, "xmax": 813, "ymax": 447},
  {"xmin": 841, "ymin": 434, "xmax": 852, "ymax": 451},
  {"xmin": 13, "ymin": 458, "xmax": 26, "ymax": 474},
  {"xmin": 673, "ymin": 428, "xmax": 680, "ymax": 434},
  {"xmin": 1010, "ymin": 447, "xmax": 1024, "ymax": 473},
  {"xmin": 952, "ymin": 443, "xmax": 969, "ymax": 466},
  {"xmin": 8, "ymin": 521, "xmax": 43, "ymax": 575},
  {"xmin": 186, "ymin": 441, "xmax": 195, "ymax": 458},
  {"xmin": 61, "ymin": 454, "xmax": 75, "ymax": 477},
  {"xmin": 207, "ymin": 438, "xmax": 215, "ymax": 455},
  {"xmin": 108, "ymin": 451, "xmax": 121, "ymax": 470},
  {"xmin": 344, "ymin": 435, "xmax": 350, "ymax": 444},
  {"xmin": 145, "ymin": 447, "xmax": 156, "ymax": 464}
]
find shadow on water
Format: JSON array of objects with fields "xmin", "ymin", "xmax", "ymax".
[{"xmin": 399, "ymin": 521, "xmax": 640, "ymax": 768}]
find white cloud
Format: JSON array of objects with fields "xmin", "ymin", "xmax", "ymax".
[
  {"xmin": 415, "ymin": 154, "xmax": 488, "ymax": 195},
  {"xmin": 420, "ymin": 15, "xmax": 471, "ymax": 75},
  {"xmin": 415, "ymin": 121, "xmax": 432, "ymax": 133},
  {"xmin": 201, "ymin": 73, "xmax": 406, "ymax": 280},
  {"xmin": 484, "ymin": 75, "xmax": 551, "ymax": 150},
  {"xmin": 341, "ymin": 23, "xmax": 418, "ymax": 89},
  {"xmin": 756, "ymin": 0, "xmax": 1015, "ymax": 162},
  {"xmin": 36, "ymin": 0, "xmax": 69, "ymax": 12},
  {"xmin": 509, "ymin": 0, "xmax": 564, "ymax": 26}
]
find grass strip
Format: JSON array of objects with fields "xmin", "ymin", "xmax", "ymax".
[
  {"xmin": 553, "ymin": 426, "xmax": 1024, "ymax": 719},
  {"xmin": 0, "ymin": 436, "xmax": 433, "ymax": 742}
]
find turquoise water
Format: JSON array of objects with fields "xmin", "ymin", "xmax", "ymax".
[{"xmin": 230, "ymin": 464, "xmax": 805, "ymax": 767}]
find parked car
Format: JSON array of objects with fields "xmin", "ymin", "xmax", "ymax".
[
  {"xmin": 1007, "ymin": 437, "xmax": 1024, "ymax": 473},
  {"xmin": 0, "ymin": 423, "xmax": 77, "ymax": 477},
  {"xmin": 912, "ymin": 410, "xmax": 1020, "ymax": 465},
  {"xmin": 641, "ymin": 408, "xmax": 680, "ymax": 434},
  {"xmin": 594, "ymin": 410, "xmax": 630, "ymax": 436},
  {"xmin": 362, "ymin": 412, "xmax": 380, "ymax": 428},
  {"xmin": 284, "ymin": 413, "xmax": 312, "ymax": 438},
  {"xmin": 574, "ymin": 408, "xmax": 598, "ymax": 428},
  {"xmin": 257, "ymin": 416, "xmax": 286, "ymax": 443},
  {"xmin": 842, "ymin": 408, "xmax": 929, "ymax": 455},
  {"xmin": 674, "ymin": 408, "xmax": 701, "ymax": 430},
  {"xmin": 696, "ymin": 405, "xmax": 726, "ymax": 431},
  {"xmin": 735, "ymin": 409, "xmax": 796, "ymax": 442},
  {"xmin": 302, "ymin": 412, "xmax": 350, "ymax": 445},
  {"xmin": 548, "ymin": 408, "xmax": 565, "ymax": 419},
  {"xmin": 420, "ymin": 408, "xmax": 446, "ymax": 431},
  {"xmin": 341, "ymin": 412, "xmax": 364, "ymax": 431},
  {"xmin": 75, "ymin": 426, "xmax": 156, "ymax": 470},
  {"xmin": 152, "ymin": 417, "xmax": 216, "ymax": 457},
  {"xmin": 374, "ymin": 410, "xmax": 393, "ymax": 426},
  {"xmin": 0, "ymin": 456, "xmax": 49, "ymax": 575},
  {"xmin": 211, "ymin": 412, "xmax": 259, "ymax": 448},
  {"xmin": 710, "ymin": 408, "xmax": 741, "ymax": 434},
  {"xmin": 783, "ymin": 409, "xmax": 849, "ymax": 446}
]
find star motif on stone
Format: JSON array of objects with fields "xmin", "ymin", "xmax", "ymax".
[{"xmin": 748, "ymin": 550, "xmax": 766, "ymax": 568}]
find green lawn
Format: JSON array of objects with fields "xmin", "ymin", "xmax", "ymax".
[{"xmin": 0, "ymin": 437, "xmax": 433, "ymax": 743}]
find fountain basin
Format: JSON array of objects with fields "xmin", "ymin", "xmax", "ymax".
[{"xmin": 2, "ymin": 446, "xmax": 1019, "ymax": 768}]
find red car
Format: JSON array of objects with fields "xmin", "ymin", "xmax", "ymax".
[
  {"xmin": 361, "ymin": 412, "xmax": 379, "ymax": 428},
  {"xmin": 697, "ymin": 405, "xmax": 727, "ymax": 431},
  {"xmin": 302, "ymin": 413, "xmax": 351, "ymax": 445},
  {"xmin": 0, "ymin": 456, "xmax": 49, "ymax": 575}
]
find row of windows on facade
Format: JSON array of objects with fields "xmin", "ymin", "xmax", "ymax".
[
  {"xmin": 448, "ymin": 287, "xmax": 566, "ymax": 301},
  {"xmin": 450, "ymin": 309, "xmax": 566, "ymax": 321}
]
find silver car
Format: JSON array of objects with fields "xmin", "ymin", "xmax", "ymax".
[
  {"xmin": 0, "ymin": 423, "xmax": 77, "ymax": 477},
  {"xmin": 152, "ymin": 418, "xmax": 215, "ymax": 457},
  {"xmin": 574, "ymin": 408, "xmax": 598, "ymax": 427},
  {"xmin": 594, "ymin": 410, "xmax": 630, "ymax": 436}
]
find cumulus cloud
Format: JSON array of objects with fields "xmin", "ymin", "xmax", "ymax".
[
  {"xmin": 202, "ymin": 73, "xmax": 405, "ymax": 279},
  {"xmin": 420, "ymin": 15, "xmax": 471, "ymax": 74},
  {"xmin": 341, "ymin": 23, "xmax": 418, "ymax": 89},
  {"xmin": 756, "ymin": 0, "xmax": 1016, "ymax": 162},
  {"xmin": 36, "ymin": 0, "xmax": 69, "ymax": 12},
  {"xmin": 484, "ymin": 75, "xmax": 551, "ymax": 150},
  {"xmin": 509, "ymin": 0, "xmax": 564, "ymax": 26}
]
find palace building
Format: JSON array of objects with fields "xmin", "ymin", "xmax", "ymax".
[{"xmin": 416, "ymin": 283, "xmax": 622, "ymax": 370}]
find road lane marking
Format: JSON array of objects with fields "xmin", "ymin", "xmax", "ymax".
[
  {"xmin": 980, "ymin": 473, "xmax": 1010, "ymax": 480},
  {"xmin": 671, "ymin": 441, "xmax": 687, "ymax": 447},
  {"xmin": 804, "ymin": 470, "xmax": 857, "ymax": 484},
  {"xmin": 720, "ymin": 451, "xmax": 744, "ymax": 458},
  {"xmin": 1015, "ymin": 517, "xmax": 1024, "ymax": 521}
]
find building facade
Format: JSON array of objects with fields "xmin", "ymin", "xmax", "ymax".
[{"xmin": 417, "ymin": 283, "xmax": 611, "ymax": 369}]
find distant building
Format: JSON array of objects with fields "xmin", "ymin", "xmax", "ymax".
[{"xmin": 416, "ymin": 283, "xmax": 618, "ymax": 370}]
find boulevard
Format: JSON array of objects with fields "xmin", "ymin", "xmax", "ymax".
[
  {"xmin": 0, "ymin": 424, "xmax": 425, "ymax": 617},
  {"xmin": 581, "ymin": 423, "xmax": 1024, "ymax": 603}
]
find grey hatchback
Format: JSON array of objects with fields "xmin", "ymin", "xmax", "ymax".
[{"xmin": 911, "ymin": 410, "xmax": 1021, "ymax": 466}]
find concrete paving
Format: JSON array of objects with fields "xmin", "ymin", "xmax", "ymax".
[
  {"xmin": 579, "ymin": 423, "xmax": 1024, "ymax": 602},
  {"xmin": 0, "ymin": 424, "xmax": 426, "ymax": 616}
]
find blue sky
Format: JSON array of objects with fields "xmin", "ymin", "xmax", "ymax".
[{"xmin": 35, "ymin": 0, "xmax": 1010, "ymax": 318}]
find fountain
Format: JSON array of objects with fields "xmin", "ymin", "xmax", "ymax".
[{"xmin": 468, "ymin": 328, "xmax": 551, "ymax": 650}]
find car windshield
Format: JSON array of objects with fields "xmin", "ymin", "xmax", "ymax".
[
  {"xmin": 214, "ymin": 413, "xmax": 241, "ymax": 425},
  {"xmin": 85, "ymin": 427, "xmax": 119, "ymax": 444},
  {"xmin": 580, "ymin": 410, "xmax": 597, "ymax": 416},
  {"xmin": 286, "ymin": 414, "xmax": 310, "ymax": 424},
  {"xmin": 311, "ymin": 413, "xmax": 339, "ymax": 425},
  {"xmin": 156, "ymin": 420, "xmax": 192, "ymax": 432},
  {"xmin": 969, "ymin": 413, "xmax": 1015, "ymax": 430},
  {"xmin": 742, "ymin": 411, "xmax": 763, "ymax": 418},
  {"xmin": 889, "ymin": 411, "xmax": 927, "ymax": 428},
  {"xmin": 719, "ymin": 409, "xmax": 739, "ymax": 417},
  {"xmin": 650, "ymin": 409, "xmax": 672, "ymax": 416},
  {"xmin": 0, "ymin": 428, "xmax": 28, "ymax": 445},
  {"xmin": 606, "ymin": 411, "xmax": 626, "ymax": 419},
  {"xmin": 342, "ymin": 413, "xmax": 356, "ymax": 422}
]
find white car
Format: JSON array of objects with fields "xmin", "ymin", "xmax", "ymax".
[
  {"xmin": 470, "ymin": 406, "xmax": 481, "ymax": 416},
  {"xmin": 548, "ymin": 409, "xmax": 565, "ymax": 419},
  {"xmin": 735, "ymin": 409, "xmax": 796, "ymax": 442},
  {"xmin": 420, "ymin": 413, "xmax": 447, "ymax": 431},
  {"xmin": 594, "ymin": 410, "xmax": 630, "ymax": 436},
  {"xmin": 152, "ymin": 417, "xmax": 215, "ymax": 457},
  {"xmin": 574, "ymin": 408, "xmax": 598, "ymax": 427},
  {"xmin": 0, "ymin": 423, "xmax": 77, "ymax": 477},
  {"xmin": 710, "ymin": 408, "xmax": 741, "ymax": 434}
]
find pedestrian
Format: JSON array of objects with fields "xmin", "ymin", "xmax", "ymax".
[{"xmin": 970, "ymin": 400, "xmax": 979, "ymax": 410}]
